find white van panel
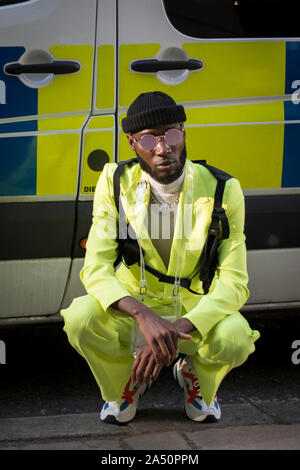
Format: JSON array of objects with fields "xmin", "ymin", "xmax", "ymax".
[
  {"xmin": 0, "ymin": 258, "xmax": 71, "ymax": 317},
  {"xmin": 61, "ymin": 258, "xmax": 86, "ymax": 309},
  {"xmin": 0, "ymin": 0, "xmax": 97, "ymax": 48}
]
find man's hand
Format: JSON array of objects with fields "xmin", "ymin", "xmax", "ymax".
[
  {"xmin": 131, "ymin": 344, "xmax": 162, "ymax": 385},
  {"xmin": 110, "ymin": 296, "xmax": 195, "ymax": 367},
  {"xmin": 131, "ymin": 318, "xmax": 196, "ymax": 385},
  {"xmin": 136, "ymin": 310, "xmax": 192, "ymax": 366}
]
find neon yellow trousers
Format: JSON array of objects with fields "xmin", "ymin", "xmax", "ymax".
[{"xmin": 61, "ymin": 294, "xmax": 260, "ymax": 406}]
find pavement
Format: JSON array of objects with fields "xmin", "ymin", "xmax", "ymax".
[
  {"xmin": 0, "ymin": 309, "xmax": 300, "ymax": 451},
  {"xmin": 1, "ymin": 403, "xmax": 300, "ymax": 450}
]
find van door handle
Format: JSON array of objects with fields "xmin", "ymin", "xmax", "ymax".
[
  {"xmin": 130, "ymin": 59, "xmax": 203, "ymax": 73},
  {"xmin": 4, "ymin": 60, "xmax": 81, "ymax": 76}
]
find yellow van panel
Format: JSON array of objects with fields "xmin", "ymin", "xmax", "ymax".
[
  {"xmin": 119, "ymin": 42, "xmax": 286, "ymax": 106},
  {"xmin": 183, "ymin": 42, "xmax": 286, "ymax": 101},
  {"xmin": 38, "ymin": 45, "xmax": 93, "ymax": 115},
  {"xmin": 119, "ymin": 44, "xmax": 161, "ymax": 106},
  {"xmin": 81, "ymin": 130, "xmax": 114, "ymax": 194},
  {"xmin": 36, "ymin": 133, "xmax": 79, "ymax": 195},
  {"xmin": 186, "ymin": 124, "xmax": 284, "ymax": 189},
  {"xmin": 119, "ymin": 105, "xmax": 284, "ymax": 189},
  {"xmin": 38, "ymin": 115, "xmax": 87, "ymax": 131},
  {"xmin": 88, "ymin": 116, "xmax": 114, "ymax": 129},
  {"xmin": 185, "ymin": 101, "xmax": 284, "ymax": 125},
  {"xmin": 96, "ymin": 45, "xmax": 115, "ymax": 110}
]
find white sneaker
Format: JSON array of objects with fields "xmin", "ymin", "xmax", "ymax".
[
  {"xmin": 100, "ymin": 379, "xmax": 148, "ymax": 425},
  {"xmin": 173, "ymin": 356, "xmax": 221, "ymax": 422}
]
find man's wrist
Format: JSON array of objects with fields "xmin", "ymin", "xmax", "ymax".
[
  {"xmin": 174, "ymin": 317, "xmax": 195, "ymax": 334},
  {"xmin": 110, "ymin": 296, "xmax": 153, "ymax": 320}
]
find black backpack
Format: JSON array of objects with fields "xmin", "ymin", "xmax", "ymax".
[{"xmin": 113, "ymin": 158, "xmax": 232, "ymax": 295}]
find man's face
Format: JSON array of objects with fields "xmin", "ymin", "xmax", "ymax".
[{"xmin": 127, "ymin": 123, "xmax": 186, "ymax": 184}]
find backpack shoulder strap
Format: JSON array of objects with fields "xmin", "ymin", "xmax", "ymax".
[
  {"xmin": 192, "ymin": 160, "xmax": 233, "ymax": 293},
  {"xmin": 112, "ymin": 158, "xmax": 138, "ymax": 268},
  {"xmin": 192, "ymin": 160, "xmax": 233, "ymax": 239},
  {"xmin": 113, "ymin": 158, "xmax": 138, "ymax": 212}
]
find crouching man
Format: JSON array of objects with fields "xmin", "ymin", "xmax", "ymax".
[{"xmin": 61, "ymin": 91, "xmax": 260, "ymax": 425}]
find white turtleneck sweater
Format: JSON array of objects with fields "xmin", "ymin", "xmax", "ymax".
[{"xmin": 147, "ymin": 170, "xmax": 184, "ymax": 268}]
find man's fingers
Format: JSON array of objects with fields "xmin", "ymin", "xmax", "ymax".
[
  {"xmin": 131, "ymin": 355, "xmax": 140, "ymax": 383},
  {"xmin": 139, "ymin": 353, "xmax": 162, "ymax": 384},
  {"xmin": 149, "ymin": 341, "xmax": 164, "ymax": 365},
  {"xmin": 131, "ymin": 345, "xmax": 165, "ymax": 385},
  {"xmin": 162, "ymin": 330, "xmax": 178, "ymax": 364},
  {"xmin": 152, "ymin": 362, "xmax": 162, "ymax": 382},
  {"xmin": 156, "ymin": 334, "xmax": 174, "ymax": 366},
  {"xmin": 133, "ymin": 354, "xmax": 147, "ymax": 384},
  {"xmin": 144, "ymin": 356, "xmax": 157, "ymax": 384},
  {"xmin": 178, "ymin": 332, "xmax": 192, "ymax": 340}
]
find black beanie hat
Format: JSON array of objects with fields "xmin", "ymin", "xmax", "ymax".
[{"xmin": 122, "ymin": 91, "xmax": 186, "ymax": 134}]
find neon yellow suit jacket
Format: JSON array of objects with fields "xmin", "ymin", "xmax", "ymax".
[{"xmin": 80, "ymin": 159, "xmax": 249, "ymax": 340}]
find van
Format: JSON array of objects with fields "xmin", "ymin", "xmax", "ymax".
[{"xmin": 1, "ymin": 0, "xmax": 300, "ymax": 323}]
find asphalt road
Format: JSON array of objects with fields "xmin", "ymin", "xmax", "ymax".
[{"xmin": 0, "ymin": 308, "xmax": 299, "ymax": 421}]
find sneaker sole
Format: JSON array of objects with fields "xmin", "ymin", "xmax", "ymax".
[
  {"xmin": 100, "ymin": 382, "xmax": 150, "ymax": 426},
  {"xmin": 101, "ymin": 414, "xmax": 131, "ymax": 426},
  {"xmin": 186, "ymin": 413, "xmax": 220, "ymax": 423},
  {"xmin": 202, "ymin": 414, "xmax": 220, "ymax": 423}
]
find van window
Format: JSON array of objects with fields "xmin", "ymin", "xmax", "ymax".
[{"xmin": 163, "ymin": 0, "xmax": 300, "ymax": 39}]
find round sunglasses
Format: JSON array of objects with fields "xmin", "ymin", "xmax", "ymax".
[{"xmin": 132, "ymin": 127, "xmax": 184, "ymax": 152}]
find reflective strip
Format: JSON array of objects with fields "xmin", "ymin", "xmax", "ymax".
[
  {"xmin": 96, "ymin": 45, "xmax": 115, "ymax": 110},
  {"xmin": 38, "ymin": 45, "xmax": 93, "ymax": 115}
]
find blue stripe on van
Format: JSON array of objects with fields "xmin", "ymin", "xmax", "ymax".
[
  {"xmin": 0, "ymin": 120, "xmax": 38, "ymax": 133},
  {"xmin": 285, "ymin": 41, "xmax": 300, "ymax": 120},
  {"xmin": 0, "ymin": 47, "xmax": 38, "ymax": 121},
  {"xmin": 285, "ymin": 42, "xmax": 300, "ymax": 96},
  {"xmin": 0, "ymin": 136, "xmax": 37, "ymax": 196},
  {"xmin": 282, "ymin": 43, "xmax": 300, "ymax": 187},
  {"xmin": 284, "ymin": 100, "xmax": 300, "ymax": 120},
  {"xmin": 282, "ymin": 123, "xmax": 300, "ymax": 188}
]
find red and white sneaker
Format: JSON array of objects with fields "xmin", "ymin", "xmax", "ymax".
[
  {"xmin": 173, "ymin": 356, "xmax": 221, "ymax": 422},
  {"xmin": 100, "ymin": 378, "xmax": 148, "ymax": 425}
]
